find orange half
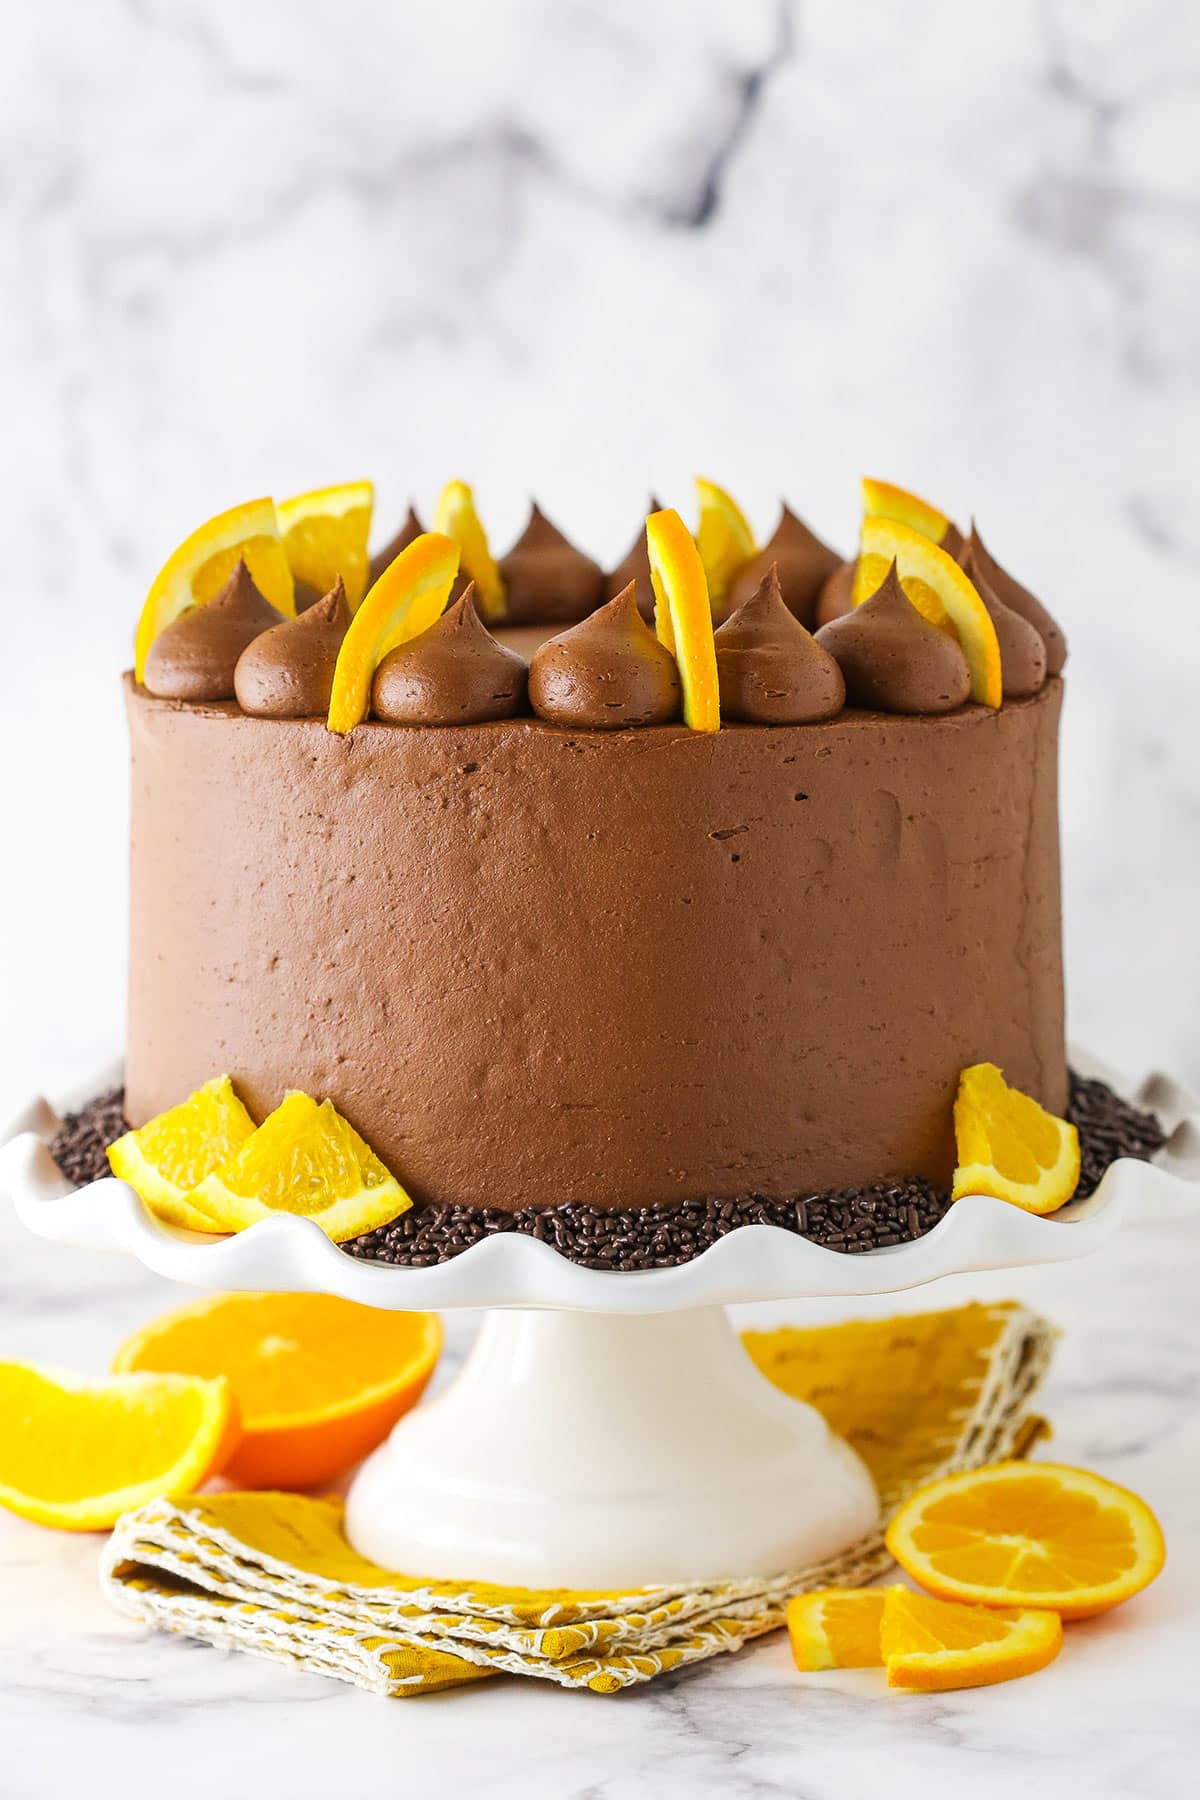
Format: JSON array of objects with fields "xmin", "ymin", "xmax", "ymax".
[
  {"xmin": 326, "ymin": 532, "xmax": 460, "ymax": 733},
  {"xmin": 647, "ymin": 508, "xmax": 719, "ymax": 732},
  {"xmin": 857, "ymin": 517, "xmax": 1001, "ymax": 707},
  {"xmin": 134, "ymin": 498, "xmax": 295, "ymax": 682}
]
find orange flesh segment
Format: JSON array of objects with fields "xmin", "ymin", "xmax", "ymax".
[
  {"xmin": 326, "ymin": 532, "xmax": 460, "ymax": 733},
  {"xmin": 786, "ymin": 1587, "xmax": 889, "ymax": 1669},
  {"xmin": 858, "ymin": 516, "xmax": 1001, "ymax": 708},
  {"xmin": 647, "ymin": 508, "xmax": 719, "ymax": 732},
  {"xmin": 952, "ymin": 1062, "xmax": 1080, "ymax": 1212},
  {"xmin": 881, "ymin": 1587, "xmax": 1062, "ymax": 1692}
]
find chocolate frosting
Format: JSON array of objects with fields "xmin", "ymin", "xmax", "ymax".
[
  {"xmin": 816, "ymin": 563, "xmax": 971, "ymax": 714},
  {"xmin": 974, "ymin": 576, "xmax": 1046, "ymax": 698},
  {"xmin": 815, "ymin": 557, "xmax": 857, "ymax": 628},
  {"xmin": 940, "ymin": 520, "xmax": 966, "ymax": 561},
  {"xmin": 604, "ymin": 498, "xmax": 663, "ymax": 618},
  {"xmin": 142, "ymin": 559, "xmax": 282, "ymax": 701},
  {"xmin": 963, "ymin": 525, "xmax": 1067, "ymax": 675},
  {"xmin": 497, "ymin": 503, "xmax": 604, "ymax": 627},
  {"xmin": 528, "ymin": 584, "xmax": 680, "ymax": 729},
  {"xmin": 372, "ymin": 587, "xmax": 527, "ymax": 726},
  {"xmin": 725, "ymin": 505, "xmax": 842, "ymax": 628},
  {"xmin": 368, "ymin": 506, "xmax": 425, "ymax": 589},
  {"xmin": 715, "ymin": 567, "xmax": 845, "ymax": 724},
  {"xmin": 234, "ymin": 578, "xmax": 352, "ymax": 718}
]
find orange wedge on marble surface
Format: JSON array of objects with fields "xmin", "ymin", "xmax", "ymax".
[
  {"xmin": 886, "ymin": 1463, "xmax": 1166, "ymax": 1619},
  {"xmin": 694, "ymin": 476, "xmax": 756, "ymax": 604},
  {"xmin": 134, "ymin": 498, "xmax": 295, "ymax": 682},
  {"xmin": 189, "ymin": 1092, "xmax": 412, "ymax": 1243},
  {"xmin": 107, "ymin": 1075, "xmax": 256, "ymax": 1233},
  {"xmin": 860, "ymin": 478, "xmax": 950, "ymax": 545},
  {"xmin": 0, "ymin": 1362, "xmax": 238, "ymax": 1531},
  {"xmin": 647, "ymin": 507, "xmax": 720, "ymax": 732},
  {"xmin": 277, "ymin": 480, "xmax": 374, "ymax": 609},
  {"xmin": 786, "ymin": 1586, "xmax": 894, "ymax": 1670},
  {"xmin": 880, "ymin": 1586, "xmax": 1062, "ymax": 1691},
  {"xmin": 952, "ymin": 1062, "xmax": 1080, "ymax": 1214},
  {"xmin": 856, "ymin": 517, "xmax": 1001, "ymax": 707},
  {"xmin": 433, "ymin": 479, "xmax": 505, "ymax": 620},
  {"xmin": 326, "ymin": 531, "xmax": 460, "ymax": 732},
  {"xmin": 113, "ymin": 1292, "xmax": 441, "ymax": 1489}
]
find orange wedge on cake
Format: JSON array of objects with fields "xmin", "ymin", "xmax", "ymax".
[
  {"xmin": 107, "ymin": 1075, "xmax": 256, "ymax": 1232},
  {"xmin": 647, "ymin": 507, "xmax": 720, "ymax": 732},
  {"xmin": 113, "ymin": 1292, "xmax": 441, "ymax": 1489},
  {"xmin": 277, "ymin": 480, "xmax": 374, "ymax": 609},
  {"xmin": 433, "ymin": 479, "xmax": 505, "ymax": 620},
  {"xmin": 855, "ymin": 517, "xmax": 1001, "ymax": 707},
  {"xmin": 134, "ymin": 498, "xmax": 295, "ymax": 682},
  {"xmin": 860, "ymin": 478, "xmax": 952, "ymax": 545},
  {"xmin": 326, "ymin": 531, "xmax": 460, "ymax": 732},
  {"xmin": 952, "ymin": 1062, "xmax": 1080, "ymax": 1213},
  {"xmin": 694, "ymin": 476, "xmax": 757, "ymax": 606},
  {"xmin": 0, "ymin": 1362, "xmax": 238, "ymax": 1531}
]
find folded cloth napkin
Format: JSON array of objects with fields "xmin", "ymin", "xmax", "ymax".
[{"xmin": 101, "ymin": 1300, "xmax": 1054, "ymax": 1696}]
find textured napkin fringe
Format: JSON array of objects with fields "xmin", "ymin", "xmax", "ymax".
[{"xmin": 102, "ymin": 1301, "xmax": 1057, "ymax": 1695}]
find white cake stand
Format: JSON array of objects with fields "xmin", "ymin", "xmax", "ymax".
[{"xmin": 3, "ymin": 1056, "xmax": 1196, "ymax": 1589}]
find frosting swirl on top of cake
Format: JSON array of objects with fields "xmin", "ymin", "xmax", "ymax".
[
  {"xmin": 816, "ymin": 562, "xmax": 971, "ymax": 714},
  {"xmin": 715, "ymin": 567, "xmax": 845, "ymax": 724},
  {"xmin": 497, "ymin": 503, "xmax": 605, "ymax": 626},
  {"xmin": 528, "ymin": 584, "xmax": 681, "ymax": 728},
  {"xmin": 372, "ymin": 587, "xmax": 528, "ymax": 725},
  {"xmin": 604, "ymin": 499, "xmax": 662, "ymax": 617},
  {"xmin": 234, "ymin": 578, "xmax": 353, "ymax": 718},
  {"xmin": 368, "ymin": 506, "xmax": 425, "ymax": 590},
  {"xmin": 963, "ymin": 524, "xmax": 1067, "ymax": 676},
  {"xmin": 143, "ymin": 559, "xmax": 282, "ymax": 701},
  {"xmin": 725, "ymin": 505, "xmax": 843, "ymax": 628}
]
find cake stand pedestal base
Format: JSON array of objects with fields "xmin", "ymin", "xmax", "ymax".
[{"xmin": 343, "ymin": 1306, "xmax": 878, "ymax": 1589}]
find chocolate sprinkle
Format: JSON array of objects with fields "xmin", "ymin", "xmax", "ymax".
[{"xmin": 49, "ymin": 1069, "xmax": 1168, "ymax": 1270}]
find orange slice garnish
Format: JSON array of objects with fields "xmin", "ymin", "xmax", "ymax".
[
  {"xmin": 134, "ymin": 498, "xmax": 295, "ymax": 682},
  {"xmin": 860, "ymin": 478, "xmax": 950, "ymax": 544},
  {"xmin": 433, "ymin": 480, "xmax": 504, "ymax": 620},
  {"xmin": 113, "ymin": 1293, "xmax": 441, "ymax": 1490},
  {"xmin": 276, "ymin": 481, "xmax": 374, "ymax": 609},
  {"xmin": 952, "ymin": 1062, "xmax": 1080, "ymax": 1214},
  {"xmin": 647, "ymin": 507, "xmax": 719, "ymax": 731},
  {"xmin": 880, "ymin": 1586, "xmax": 1062, "ymax": 1692},
  {"xmin": 107, "ymin": 1075, "xmax": 256, "ymax": 1233},
  {"xmin": 0, "ymin": 1363, "xmax": 239, "ymax": 1531},
  {"xmin": 886, "ymin": 1462, "xmax": 1166, "ymax": 1619},
  {"xmin": 326, "ymin": 531, "xmax": 460, "ymax": 733},
  {"xmin": 786, "ymin": 1587, "xmax": 895, "ymax": 1669},
  {"xmin": 694, "ymin": 476, "xmax": 756, "ymax": 605},
  {"xmin": 857, "ymin": 517, "xmax": 1001, "ymax": 707}
]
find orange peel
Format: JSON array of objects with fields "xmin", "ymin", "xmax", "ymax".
[
  {"xmin": 277, "ymin": 480, "xmax": 374, "ymax": 609},
  {"xmin": 433, "ymin": 480, "xmax": 504, "ymax": 620},
  {"xmin": 857, "ymin": 517, "xmax": 1001, "ymax": 707},
  {"xmin": 326, "ymin": 531, "xmax": 460, "ymax": 733},
  {"xmin": 647, "ymin": 507, "xmax": 720, "ymax": 732},
  {"xmin": 134, "ymin": 498, "xmax": 295, "ymax": 682}
]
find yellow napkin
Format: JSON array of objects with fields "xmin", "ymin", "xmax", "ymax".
[{"xmin": 101, "ymin": 1301, "xmax": 1054, "ymax": 1696}]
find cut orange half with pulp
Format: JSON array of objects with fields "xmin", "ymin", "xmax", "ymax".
[
  {"xmin": 860, "ymin": 478, "xmax": 950, "ymax": 544},
  {"xmin": 134, "ymin": 498, "xmax": 295, "ymax": 682},
  {"xmin": 326, "ymin": 531, "xmax": 460, "ymax": 733},
  {"xmin": 694, "ymin": 476, "xmax": 756, "ymax": 604},
  {"xmin": 886, "ymin": 1462, "xmax": 1166, "ymax": 1619},
  {"xmin": 277, "ymin": 480, "xmax": 374, "ymax": 609},
  {"xmin": 856, "ymin": 517, "xmax": 1001, "ymax": 707},
  {"xmin": 647, "ymin": 508, "xmax": 719, "ymax": 732},
  {"xmin": 433, "ymin": 479, "xmax": 504, "ymax": 620}
]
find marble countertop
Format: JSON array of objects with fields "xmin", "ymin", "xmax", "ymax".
[{"xmin": 2, "ymin": 1192, "xmax": 1196, "ymax": 1800}]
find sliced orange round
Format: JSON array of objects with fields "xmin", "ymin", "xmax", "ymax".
[
  {"xmin": 326, "ymin": 531, "xmax": 460, "ymax": 733},
  {"xmin": 881, "ymin": 1586, "xmax": 1062, "ymax": 1692},
  {"xmin": 952, "ymin": 1062, "xmax": 1080, "ymax": 1214},
  {"xmin": 786, "ymin": 1586, "xmax": 894, "ymax": 1670},
  {"xmin": 134, "ymin": 498, "xmax": 295, "ymax": 682},
  {"xmin": 107, "ymin": 1075, "xmax": 256, "ymax": 1233},
  {"xmin": 855, "ymin": 517, "xmax": 1001, "ymax": 707},
  {"xmin": 433, "ymin": 479, "xmax": 504, "ymax": 621},
  {"xmin": 113, "ymin": 1292, "xmax": 441, "ymax": 1490},
  {"xmin": 861, "ymin": 477, "xmax": 950, "ymax": 544},
  {"xmin": 647, "ymin": 507, "xmax": 719, "ymax": 732},
  {"xmin": 189, "ymin": 1091, "xmax": 412, "ymax": 1243},
  {"xmin": 886, "ymin": 1463, "xmax": 1166, "ymax": 1619},
  {"xmin": 277, "ymin": 480, "xmax": 374, "ymax": 610},
  {"xmin": 0, "ymin": 1362, "xmax": 238, "ymax": 1531},
  {"xmin": 694, "ymin": 476, "xmax": 756, "ymax": 604}
]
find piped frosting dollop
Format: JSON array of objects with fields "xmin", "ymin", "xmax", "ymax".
[
  {"xmin": 816, "ymin": 563, "xmax": 971, "ymax": 714},
  {"xmin": 725, "ymin": 505, "xmax": 842, "ymax": 628},
  {"xmin": 715, "ymin": 567, "xmax": 845, "ymax": 724},
  {"xmin": 498, "ymin": 503, "xmax": 604, "ymax": 626},
  {"xmin": 367, "ymin": 506, "xmax": 425, "ymax": 590},
  {"xmin": 142, "ymin": 559, "xmax": 282, "ymax": 701},
  {"xmin": 962, "ymin": 525, "xmax": 1066, "ymax": 675},
  {"xmin": 604, "ymin": 498, "xmax": 663, "ymax": 617},
  {"xmin": 815, "ymin": 557, "xmax": 857, "ymax": 628},
  {"xmin": 234, "ymin": 578, "xmax": 352, "ymax": 718},
  {"xmin": 528, "ymin": 583, "xmax": 680, "ymax": 729},
  {"xmin": 372, "ymin": 587, "xmax": 528, "ymax": 725}
]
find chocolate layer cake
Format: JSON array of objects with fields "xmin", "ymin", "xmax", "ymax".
[{"xmin": 121, "ymin": 490, "xmax": 1076, "ymax": 1249}]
